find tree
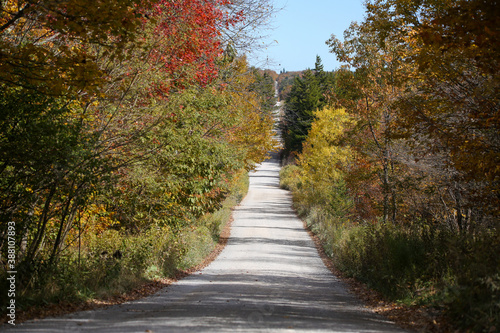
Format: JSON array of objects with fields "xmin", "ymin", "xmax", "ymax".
[
  {"xmin": 248, "ymin": 68, "xmax": 277, "ymax": 114},
  {"xmin": 281, "ymin": 69, "xmax": 324, "ymax": 157},
  {"xmin": 219, "ymin": 0, "xmax": 279, "ymax": 54},
  {"xmin": 223, "ymin": 57, "xmax": 278, "ymax": 168},
  {"xmin": 327, "ymin": 22, "xmax": 411, "ymax": 223},
  {"xmin": 0, "ymin": 0, "xmax": 154, "ymax": 97},
  {"xmin": 0, "ymin": 0, "xmax": 277, "ymax": 276},
  {"xmin": 280, "ymin": 57, "xmax": 338, "ymax": 160},
  {"xmin": 297, "ymin": 107, "xmax": 354, "ymax": 214},
  {"xmin": 365, "ymin": 0, "xmax": 500, "ymax": 225},
  {"xmin": 314, "ymin": 55, "xmax": 324, "ymax": 73}
]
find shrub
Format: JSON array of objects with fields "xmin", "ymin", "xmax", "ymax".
[
  {"xmin": 279, "ymin": 164, "xmax": 301, "ymax": 191},
  {"xmin": 0, "ymin": 169, "xmax": 249, "ymax": 319},
  {"xmin": 281, "ymin": 164, "xmax": 500, "ymax": 331}
]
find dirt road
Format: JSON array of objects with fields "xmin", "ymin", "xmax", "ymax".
[{"xmin": 5, "ymin": 155, "xmax": 406, "ymax": 332}]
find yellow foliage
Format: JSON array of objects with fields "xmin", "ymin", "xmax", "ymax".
[
  {"xmin": 80, "ymin": 204, "xmax": 117, "ymax": 235},
  {"xmin": 298, "ymin": 107, "xmax": 353, "ymax": 185},
  {"xmin": 223, "ymin": 57, "xmax": 279, "ymax": 168}
]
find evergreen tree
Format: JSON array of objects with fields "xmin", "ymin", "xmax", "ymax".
[
  {"xmin": 249, "ymin": 69, "xmax": 277, "ymax": 114},
  {"xmin": 314, "ymin": 55, "xmax": 324, "ymax": 73},
  {"xmin": 280, "ymin": 57, "xmax": 339, "ymax": 160},
  {"xmin": 281, "ymin": 69, "xmax": 324, "ymax": 156}
]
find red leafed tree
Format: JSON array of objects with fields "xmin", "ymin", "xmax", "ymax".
[{"xmin": 145, "ymin": 0, "xmax": 241, "ymax": 94}]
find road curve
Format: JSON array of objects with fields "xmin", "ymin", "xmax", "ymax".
[{"xmin": 4, "ymin": 154, "xmax": 407, "ymax": 333}]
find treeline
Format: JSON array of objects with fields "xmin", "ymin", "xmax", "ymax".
[
  {"xmin": 0, "ymin": 0, "xmax": 277, "ymax": 312},
  {"xmin": 276, "ymin": 71, "xmax": 303, "ymax": 101},
  {"xmin": 279, "ymin": 0, "xmax": 499, "ymax": 331}
]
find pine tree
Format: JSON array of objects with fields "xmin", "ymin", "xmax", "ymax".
[{"xmin": 282, "ymin": 69, "xmax": 324, "ymax": 156}]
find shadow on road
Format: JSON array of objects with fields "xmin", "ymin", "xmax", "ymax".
[{"xmin": 5, "ymin": 152, "xmax": 408, "ymax": 333}]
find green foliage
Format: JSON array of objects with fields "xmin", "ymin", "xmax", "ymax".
[
  {"xmin": 280, "ymin": 57, "xmax": 337, "ymax": 159},
  {"xmin": 0, "ymin": 168, "xmax": 249, "ymax": 313},
  {"xmin": 282, "ymin": 93, "xmax": 500, "ymax": 331},
  {"xmin": 0, "ymin": 86, "xmax": 113, "ymax": 275},
  {"xmin": 283, "ymin": 160, "xmax": 500, "ymax": 331},
  {"xmin": 281, "ymin": 69, "xmax": 323, "ymax": 156},
  {"xmin": 333, "ymin": 224, "xmax": 428, "ymax": 297},
  {"xmin": 201, "ymin": 170, "xmax": 249, "ymax": 240},
  {"xmin": 104, "ymin": 85, "xmax": 243, "ymax": 231},
  {"xmin": 279, "ymin": 165, "xmax": 301, "ymax": 191},
  {"xmin": 249, "ymin": 69, "xmax": 277, "ymax": 115},
  {"xmin": 0, "ymin": 226, "xmax": 179, "ymax": 310},
  {"xmin": 177, "ymin": 226, "xmax": 214, "ymax": 270},
  {"xmin": 277, "ymin": 71, "xmax": 302, "ymax": 101}
]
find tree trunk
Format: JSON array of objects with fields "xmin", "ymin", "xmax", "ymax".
[{"xmin": 26, "ymin": 184, "xmax": 56, "ymax": 263}]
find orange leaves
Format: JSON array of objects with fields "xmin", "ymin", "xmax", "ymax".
[
  {"xmin": 0, "ymin": 0, "xmax": 150, "ymax": 98},
  {"xmin": 347, "ymin": 0, "xmax": 500, "ymax": 222},
  {"xmin": 74, "ymin": 204, "xmax": 117, "ymax": 238}
]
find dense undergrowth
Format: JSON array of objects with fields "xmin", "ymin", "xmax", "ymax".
[
  {"xmin": 280, "ymin": 164, "xmax": 500, "ymax": 332},
  {"xmin": 0, "ymin": 171, "xmax": 249, "ymax": 317}
]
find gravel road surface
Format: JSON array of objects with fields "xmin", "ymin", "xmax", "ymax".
[{"xmin": 4, "ymin": 155, "xmax": 407, "ymax": 332}]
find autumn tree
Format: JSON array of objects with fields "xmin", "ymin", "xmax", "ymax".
[
  {"xmin": 0, "ymin": 0, "xmax": 155, "ymax": 97},
  {"xmin": 364, "ymin": 0, "xmax": 500, "ymax": 227},
  {"xmin": 105, "ymin": 56, "xmax": 277, "ymax": 231},
  {"xmin": 326, "ymin": 24, "xmax": 415, "ymax": 222},
  {"xmin": 0, "ymin": 0, "xmax": 278, "ymax": 279},
  {"xmin": 297, "ymin": 107, "xmax": 354, "ymax": 216},
  {"xmin": 285, "ymin": 2, "xmax": 500, "ymax": 329}
]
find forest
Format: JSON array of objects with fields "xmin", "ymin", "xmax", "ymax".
[
  {"xmin": 0, "ymin": 0, "xmax": 278, "ymax": 319},
  {"xmin": 0, "ymin": 0, "xmax": 498, "ymax": 331},
  {"xmin": 279, "ymin": 0, "xmax": 498, "ymax": 331}
]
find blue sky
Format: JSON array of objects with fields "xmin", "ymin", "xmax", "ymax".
[{"xmin": 250, "ymin": 0, "xmax": 367, "ymax": 72}]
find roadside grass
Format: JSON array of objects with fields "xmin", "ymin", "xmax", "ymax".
[
  {"xmin": 0, "ymin": 170, "xmax": 249, "ymax": 321},
  {"xmin": 280, "ymin": 164, "xmax": 500, "ymax": 333},
  {"xmin": 177, "ymin": 171, "xmax": 249, "ymax": 271}
]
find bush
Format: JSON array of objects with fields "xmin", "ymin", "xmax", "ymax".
[
  {"xmin": 311, "ymin": 217, "xmax": 499, "ymax": 331},
  {"xmin": 177, "ymin": 226, "xmax": 214, "ymax": 270},
  {"xmin": 0, "ymin": 169, "xmax": 249, "ymax": 318},
  {"xmin": 281, "ymin": 165, "xmax": 500, "ymax": 332},
  {"xmin": 279, "ymin": 164, "xmax": 301, "ymax": 191}
]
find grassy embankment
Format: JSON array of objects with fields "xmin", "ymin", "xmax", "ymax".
[
  {"xmin": 1, "ymin": 170, "xmax": 249, "ymax": 321},
  {"xmin": 280, "ymin": 165, "xmax": 499, "ymax": 332}
]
